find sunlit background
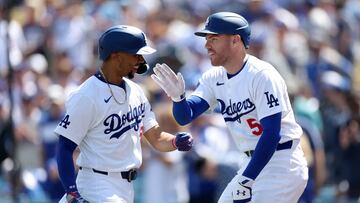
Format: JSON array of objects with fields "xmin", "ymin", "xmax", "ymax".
[{"xmin": 0, "ymin": 0, "xmax": 360, "ymax": 202}]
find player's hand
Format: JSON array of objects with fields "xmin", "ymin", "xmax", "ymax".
[
  {"xmin": 173, "ymin": 132, "xmax": 193, "ymax": 151},
  {"xmin": 151, "ymin": 63, "xmax": 185, "ymax": 102},
  {"xmin": 232, "ymin": 175, "xmax": 254, "ymax": 203},
  {"xmin": 66, "ymin": 191, "xmax": 90, "ymax": 203}
]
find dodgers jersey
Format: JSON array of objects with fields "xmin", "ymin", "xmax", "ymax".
[
  {"xmin": 192, "ymin": 54, "xmax": 302, "ymax": 152},
  {"xmin": 54, "ymin": 73, "xmax": 158, "ymax": 172}
]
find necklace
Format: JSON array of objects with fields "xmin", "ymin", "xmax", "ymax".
[{"xmin": 99, "ymin": 68, "xmax": 126, "ymax": 105}]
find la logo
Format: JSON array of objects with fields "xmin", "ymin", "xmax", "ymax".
[{"xmin": 264, "ymin": 92, "xmax": 279, "ymax": 108}]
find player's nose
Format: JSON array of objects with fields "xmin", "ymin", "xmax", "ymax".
[{"xmin": 204, "ymin": 40, "xmax": 211, "ymax": 50}]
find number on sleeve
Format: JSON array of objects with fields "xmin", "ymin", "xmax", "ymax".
[
  {"xmin": 59, "ymin": 115, "xmax": 71, "ymax": 129},
  {"xmin": 246, "ymin": 118, "xmax": 263, "ymax": 136}
]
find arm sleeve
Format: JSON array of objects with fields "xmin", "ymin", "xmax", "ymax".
[
  {"xmin": 173, "ymin": 95, "xmax": 210, "ymax": 125},
  {"xmin": 242, "ymin": 112, "xmax": 282, "ymax": 180},
  {"xmin": 57, "ymin": 135, "xmax": 78, "ymax": 193}
]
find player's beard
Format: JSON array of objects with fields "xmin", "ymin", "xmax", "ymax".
[
  {"xmin": 119, "ymin": 63, "xmax": 135, "ymax": 79},
  {"xmin": 127, "ymin": 63, "xmax": 141, "ymax": 79},
  {"xmin": 208, "ymin": 49, "xmax": 226, "ymax": 66},
  {"xmin": 210, "ymin": 54, "xmax": 227, "ymax": 66},
  {"xmin": 127, "ymin": 66, "xmax": 138, "ymax": 79}
]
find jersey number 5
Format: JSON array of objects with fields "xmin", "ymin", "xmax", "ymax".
[{"xmin": 246, "ymin": 118, "xmax": 263, "ymax": 136}]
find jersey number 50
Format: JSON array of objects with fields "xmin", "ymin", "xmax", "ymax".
[{"xmin": 246, "ymin": 118, "xmax": 263, "ymax": 136}]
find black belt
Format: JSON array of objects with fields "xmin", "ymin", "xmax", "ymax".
[
  {"xmin": 79, "ymin": 167, "xmax": 137, "ymax": 182},
  {"xmin": 244, "ymin": 140, "xmax": 293, "ymax": 157}
]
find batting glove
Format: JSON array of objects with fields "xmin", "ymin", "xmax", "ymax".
[
  {"xmin": 151, "ymin": 63, "xmax": 185, "ymax": 102},
  {"xmin": 172, "ymin": 132, "xmax": 193, "ymax": 151},
  {"xmin": 66, "ymin": 191, "xmax": 90, "ymax": 203},
  {"xmin": 233, "ymin": 175, "xmax": 254, "ymax": 203}
]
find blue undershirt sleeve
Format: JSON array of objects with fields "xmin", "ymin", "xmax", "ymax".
[
  {"xmin": 172, "ymin": 95, "xmax": 210, "ymax": 125},
  {"xmin": 242, "ymin": 112, "xmax": 282, "ymax": 180},
  {"xmin": 57, "ymin": 135, "xmax": 78, "ymax": 193}
]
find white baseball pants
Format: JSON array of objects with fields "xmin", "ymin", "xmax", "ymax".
[
  {"xmin": 76, "ymin": 167, "xmax": 134, "ymax": 203},
  {"xmin": 218, "ymin": 139, "xmax": 308, "ymax": 203}
]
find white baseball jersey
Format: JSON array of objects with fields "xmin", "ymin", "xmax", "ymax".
[
  {"xmin": 54, "ymin": 73, "xmax": 158, "ymax": 172},
  {"xmin": 192, "ymin": 54, "xmax": 302, "ymax": 152}
]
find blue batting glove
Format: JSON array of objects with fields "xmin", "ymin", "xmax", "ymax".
[
  {"xmin": 173, "ymin": 132, "xmax": 193, "ymax": 151},
  {"xmin": 233, "ymin": 175, "xmax": 254, "ymax": 203},
  {"xmin": 66, "ymin": 191, "xmax": 90, "ymax": 203}
]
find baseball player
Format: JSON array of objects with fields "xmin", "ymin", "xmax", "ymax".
[
  {"xmin": 55, "ymin": 25, "xmax": 193, "ymax": 203},
  {"xmin": 151, "ymin": 12, "xmax": 308, "ymax": 203}
]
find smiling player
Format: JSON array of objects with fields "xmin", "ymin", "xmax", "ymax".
[
  {"xmin": 152, "ymin": 12, "xmax": 308, "ymax": 203},
  {"xmin": 55, "ymin": 25, "xmax": 193, "ymax": 203}
]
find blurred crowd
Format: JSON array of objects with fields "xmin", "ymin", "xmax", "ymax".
[{"xmin": 0, "ymin": 0, "xmax": 360, "ymax": 202}]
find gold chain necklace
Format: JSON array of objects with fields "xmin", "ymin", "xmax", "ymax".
[{"xmin": 99, "ymin": 68, "xmax": 126, "ymax": 105}]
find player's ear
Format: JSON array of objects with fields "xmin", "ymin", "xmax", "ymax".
[
  {"xmin": 110, "ymin": 52, "xmax": 123, "ymax": 65},
  {"xmin": 232, "ymin": 35, "xmax": 242, "ymax": 46}
]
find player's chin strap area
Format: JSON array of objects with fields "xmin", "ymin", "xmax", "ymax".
[{"xmin": 79, "ymin": 167, "xmax": 137, "ymax": 182}]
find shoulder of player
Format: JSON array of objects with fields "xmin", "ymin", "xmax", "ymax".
[
  {"xmin": 245, "ymin": 56, "xmax": 285, "ymax": 84},
  {"xmin": 122, "ymin": 77, "xmax": 143, "ymax": 91},
  {"xmin": 122, "ymin": 77, "xmax": 149, "ymax": 100},
  {"xmin": 67, "ymin": 76, "xmax": 100, "ymax": 103},
  {"xmin": 65, "ymin": 89, "xmax": 96, "ymax": 112},
  {"xmin": 201, "ymin": 66, "xmax": 226, "ymax": 79},
  {"xmin": 247, "ymin": 56, "xmax": 284, "ymax": 81},
  {"xmin": 247, "ymin": 55, "xmax": 276, "ymax": 72}
]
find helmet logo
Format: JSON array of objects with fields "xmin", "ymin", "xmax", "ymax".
[{"xmin": 205, "ymin": 17, "xmax": 210, "ymax": 27}]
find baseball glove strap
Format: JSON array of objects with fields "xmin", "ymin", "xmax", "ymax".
[{"xmin": 79, "ymin": 167, "xmax": 137, "ymax": 182}]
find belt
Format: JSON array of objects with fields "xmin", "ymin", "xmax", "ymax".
[
  {"xmin": 244, "ymin": 140, "xmax": 293, "ymax": 157},
  {"xmin": 79, "ymin": 167, "xmax": 137, "ymax": 182}
]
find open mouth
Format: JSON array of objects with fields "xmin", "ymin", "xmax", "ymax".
[{"xmin": 207, "ymin": 50, "xmax": 215, "ymax": 56}]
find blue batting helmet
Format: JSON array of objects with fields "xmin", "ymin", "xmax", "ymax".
[
  {"xmin": 194, "ymin": 12, "xmax": 251, "ymax": 49},
  {"xmin": 98, "ymin": 25, "xmax": 156, "ymax": 74}
]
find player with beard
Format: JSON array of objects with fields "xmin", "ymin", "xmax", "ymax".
[{"xmin": 152, "ymin": 12, "xmax": 308, "ymax": 203}]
